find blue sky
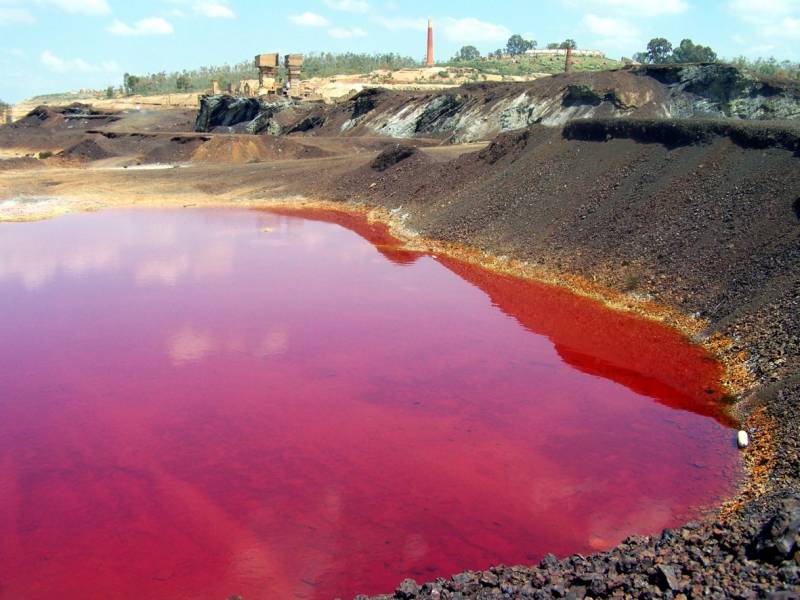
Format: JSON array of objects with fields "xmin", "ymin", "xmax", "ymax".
[{"xmin": 1, "ymin": 0, "xmax": 799, "ymax": 102}]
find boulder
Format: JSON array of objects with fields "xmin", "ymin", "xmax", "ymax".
[{"xmin": 748, "ymin": 495, "xmax": 800, "ymax": 564}]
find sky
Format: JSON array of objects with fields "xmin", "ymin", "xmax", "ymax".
[{"xmin": 1, "ymin": 0, "xmax": 800, "ymax": 102}]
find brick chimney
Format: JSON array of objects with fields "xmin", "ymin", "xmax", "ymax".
[{"xmin": 426, "ymin": 19, "xmax": 434, "ymax": 67}]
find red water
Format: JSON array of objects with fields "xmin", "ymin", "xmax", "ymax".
[{"xmin": 0, "ymin": 209, "xmax": 739, "ymax": 600}]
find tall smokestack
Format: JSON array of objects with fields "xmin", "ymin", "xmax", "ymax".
[{"xmin": 426, "ymin": 19, "xmax": 434, "ymax": 67}]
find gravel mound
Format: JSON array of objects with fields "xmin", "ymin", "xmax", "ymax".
[
  {"xmin": 61, "ymin": 138, "xmax": 115, "ymax": 161},
  {"xmin": 370, "ymin": 144, "xmax": 418, "ymax": 171}
]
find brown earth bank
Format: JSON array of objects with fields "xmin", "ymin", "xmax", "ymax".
[
  {"xmin": 193, "ymin": 63, "xmax": 800, "ymax": 144},
  {"xmin": 0, "ymin": 89, "xmax": 799, "ymax": 598}
]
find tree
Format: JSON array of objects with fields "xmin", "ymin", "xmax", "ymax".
[
  {"xmin": 175, "ymin": 74, "xmax": 191, "ymax": 92},
  {"xmin": 559, "ymin": 39, "xmax": 577, "ymax": 50},
  {"xmin": 105, "ymin": 86, "xmax": 115, "ymax": 99},
  {"xmin": 455, "ymin": 45, "xmax": 481, "ymax": 61},
  {"xmin": 123, "ymin": 73, "xmax": 141, "ymax": 95},
  {"xmin": 506, "ymin": 34, "xmax": 535, "ymax": 56},
  {"xmin": 546, "ymin": 42, "xmax": 559, "ymax": 50},
  {"xmin": 642, "ymin": 38, "xmax": 673, "ymax": 64},
  {"xmin": 672, "ymin": 38, "xmax": 717, "ymax": 63}
]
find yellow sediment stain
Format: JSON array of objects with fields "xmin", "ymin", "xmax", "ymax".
[{"xmin": 720, "ymin": 407, "xmax": 776, "ymax": 519}]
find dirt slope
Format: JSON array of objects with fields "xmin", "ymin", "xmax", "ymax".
[{"xmin": 195, "ymin": 64, "xmax": 800, "ymax": 143}]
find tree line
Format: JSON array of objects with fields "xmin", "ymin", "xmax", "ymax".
[
  {"xmin": 119, "ymin": 52, "xmax": 419, "ymax": 96},
  {"xmin": 452, "ymin": 35, "xmax": 578, "ymax": 62},
  {"xmin": 633, "ymin": 37, "xmax": 800, "ymax": 81},
  {"xmin": 448, "ymin": 33, "xmax": 800, "ymax": 82},
  {"xmin": 634, "ymin": 38, "xmax": 717, "ymax": 64},
  {"xmin": 100, "ymin": 40, "xmax": 800, "ymax": 98}
]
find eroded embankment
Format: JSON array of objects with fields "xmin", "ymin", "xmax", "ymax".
[{"xmin": 194, "ymin": 63, "xmax": 800, "ymax": 143}]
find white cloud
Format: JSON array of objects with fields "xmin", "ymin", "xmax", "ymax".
[
  {"xmin": 582, "ymin": 13, "xmax": 640, "ymax": 48},
  {"xmin": 40, "ymin": 49, "xmax": 119, "ymax": 73},
  {"xmin": 440, "ymin": 17, "xmax": 511, "ymax": 43},
  {"xmin": 288, "ymin": 11, "xmax": 329, "ymax": 26},
  {"xmin": 136, "ymin": 255, "xmax": 189, "ymax": 286},
  {"xmin": 324, "ymin": 0, "xmax": 370, "ymax": 12},
  {"xmin": 168, "ymin": 326, "xmax": 213, "ymax": 365},
  {"xmin": 0, "ymin": 7, "xmax": 34, "ymax": 25},
  {"xmin": 372, "ymin": 15, "xmax": 426, "ymax": 30},
  {"xmin": 731, "ymin": 36, "xmax": 778, "ymax": 55},
  {"xmin": 191, "ymin": 1, "xmax": 234, "ymax": 18},
  {"xmin": 107, "ymin": 17, "xmax": 174, "ymax": 36},
  {"xmin": 563, "ymin": 0, "xmax": 687, "ymax": 17},
  {"xmin": 38, "ymin": 0, "xmax": 110, "ymax": 15},
  {"xmin": 1, "ymin": 0, "xmax": 110, "ymax": 22},
  {"xmin": 329, "ymin": 26, "xmax": 367, "ymax": 38},
  {"xmin": 372, "ymin": 15, "xmax": 510, "ymax": 42},
  {"xmin": 730, "ymin": 0, "xmax": 799, "ymax": 21},
  {"xmin": 729, "ymin": 0, "xmax": 800, "ymax": 40},
  {"xmin": 784, "ymin": 16, "xmax": 800, "ymax": 35}
]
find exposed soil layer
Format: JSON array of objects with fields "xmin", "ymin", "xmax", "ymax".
[
  {"xmin": 0, "ymin": 92, "xmax": 799, "ymax": 597},
  {"xmin": 564, "ymin": 118, "xmax": 800, "ymax": 152},
  {"xmin": 195, "ymin": 64, "xmax": 800, "ymax": 143}
]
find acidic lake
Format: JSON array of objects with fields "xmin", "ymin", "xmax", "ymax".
[{"xmin": 0, "ymin": 208, "xmax": 739, "ymax": 600}]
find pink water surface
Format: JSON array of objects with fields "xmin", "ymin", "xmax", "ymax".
[{"xmin": 0, "ymin": 209, "xmax": 739, "ymax": 600}]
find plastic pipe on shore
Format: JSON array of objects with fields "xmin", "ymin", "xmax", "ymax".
[{"xmin": 737, "ymin": 430, "xmax": 750, "ymax": 449}]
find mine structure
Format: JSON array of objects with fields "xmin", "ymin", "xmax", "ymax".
[
  {"xmin": 284, "ymin": 54, "xmax": 304, "ymax": 92},
  {"xmin": 255, "ymin": 53, "xmax": 280, "ymax": 93},
  {"xmin": 426, "ymin": 19, "xmax": 434, "ymax": 67},
  {"xmin": 215, "ymin": 53, "xmax": 306, "ymax": 98}
]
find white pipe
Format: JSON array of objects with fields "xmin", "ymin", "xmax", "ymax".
[{"xmin": 737, "ymin": 430, "xmax": 749, "ymax": 449}]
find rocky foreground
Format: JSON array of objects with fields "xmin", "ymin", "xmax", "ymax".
[{"xmin": 354, "ymin": 494, "xmax": 799, "ymax": 600}]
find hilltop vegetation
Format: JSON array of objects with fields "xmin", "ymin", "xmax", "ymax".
[
  {"xmin": 730, "ymin": 56, "xmax": 800, "ymax": 82},
  {"xmin": 15, "ymin": 42, "xmax": 800, "ymax": 104},
  {"xmin": 120, "ymin": 53, "xmax": 420, "ymax": 96},
  {"xmin": 446, "ymin": 35, "xmax": 619, "ymax": 75},
  {"xmin": 632, "ymin": 37, "xmax": 800, "ymax": 83},
  {"xmin": 444, "ymin": 55, "xmax": 622, "ymax": 76}
]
